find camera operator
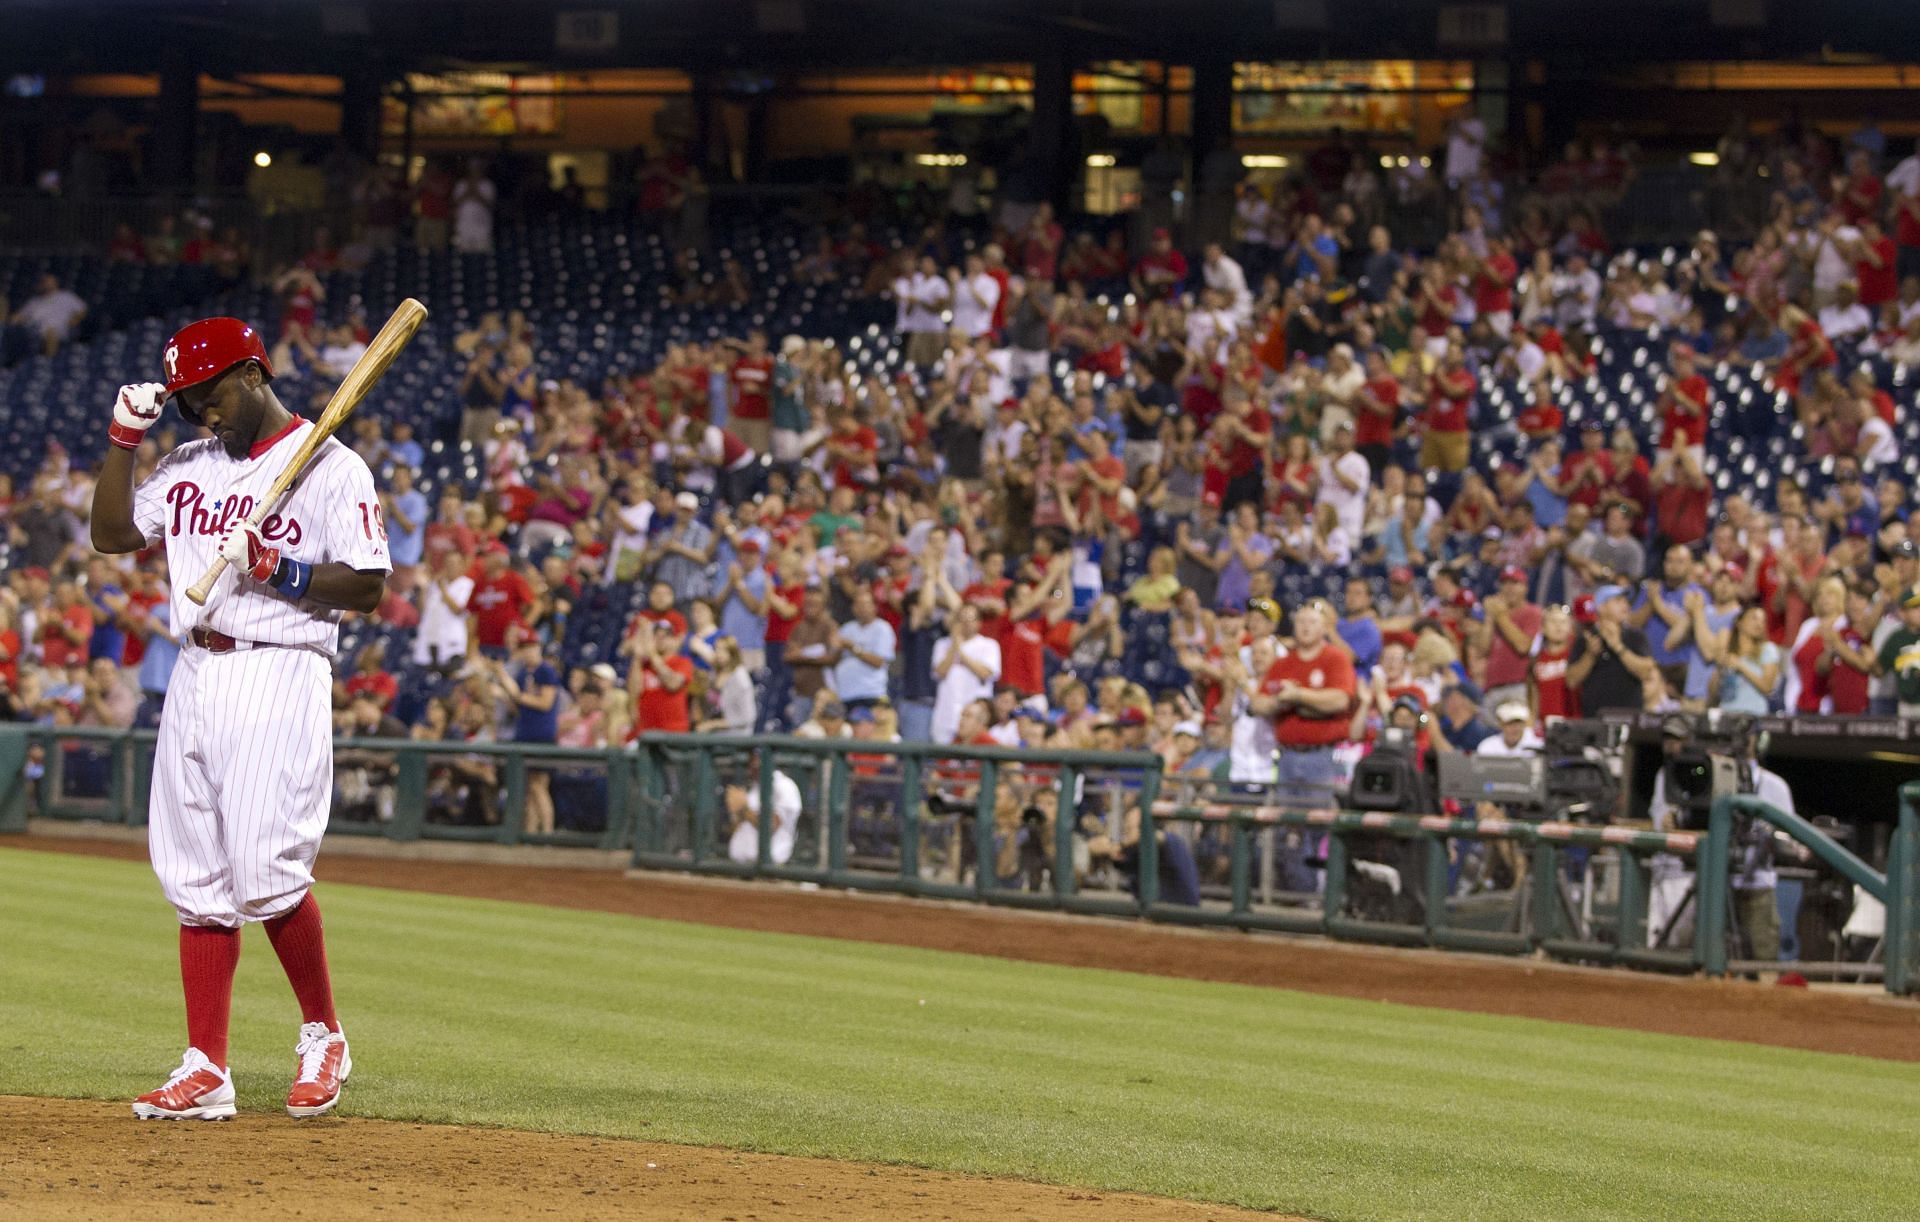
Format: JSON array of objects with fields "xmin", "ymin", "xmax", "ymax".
[
  {"xmin": 1645, "ymin": 715, "xmax": 1794, "ymax": 966},
  {"xmin": 1475, "ymin": 702, "xmax": 1544, "ymax": 758}
]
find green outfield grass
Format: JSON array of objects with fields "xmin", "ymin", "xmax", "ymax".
[{"xmin": 2, "ymin": 847, "xmax": 1914, "ymax": 1220}]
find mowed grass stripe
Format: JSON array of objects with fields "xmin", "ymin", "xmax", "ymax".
[{"xmin": 1, "ymin": 847, "xmax": 1913, "ymax": 1221}]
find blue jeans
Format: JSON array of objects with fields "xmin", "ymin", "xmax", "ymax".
[
  {"xmin": 757, "ymin": 641, "xmax": 791, "ymax": 733},
  {"xmin": 1276, "ymin": 746, "xmax": 1337, "ymax": 892},
  {"xmin": 897, "ymin": 699, "xmax": 935, "ymax": 743}
]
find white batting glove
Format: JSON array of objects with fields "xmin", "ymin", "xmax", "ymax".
[
  {"xmin": 218, "ymin": 522, "xmax": 281, "ymax": 584},
  {"xmin": 109, "ymin": 382, "xmax": 168, "ymax": 451}
]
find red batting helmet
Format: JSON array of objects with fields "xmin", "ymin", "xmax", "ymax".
[{"xmin": 162, "ymin": 318, "xmax": 273, "ymax": 423}]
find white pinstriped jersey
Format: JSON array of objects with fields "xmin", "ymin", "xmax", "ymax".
[{"xmin": 131, "ymin": 418, "xmax": 391, "ymax": 654}]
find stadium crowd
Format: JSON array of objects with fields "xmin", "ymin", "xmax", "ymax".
[{"xmin": 8, "ymin": 126, "xmax": 1920, "ymax": 848}]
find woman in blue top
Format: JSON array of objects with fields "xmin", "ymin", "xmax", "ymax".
[{"xmin": 1710, "ymin": 604, "xmax": 1781, "ymax": 714}]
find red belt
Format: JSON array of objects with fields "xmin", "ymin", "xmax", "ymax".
[{"xmin": 189, "ymin": 627, "xmax": 254, "ymax": 654}]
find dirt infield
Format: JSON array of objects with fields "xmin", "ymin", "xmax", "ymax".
[
  {"xmin": 16, "ymin": 831, "xmax": 1920, "ymax": 1060},
  {"xmin": 0, "ymin": 1097, "xmax": 1274, "ymax": 1221}
]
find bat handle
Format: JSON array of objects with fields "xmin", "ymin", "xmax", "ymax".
[{"xmin": 186, "ymin": 556, "xmax": 229, "ymax": 606}]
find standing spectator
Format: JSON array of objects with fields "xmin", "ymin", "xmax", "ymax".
[
  {"xmin": 1315, "ymin": 422, "xmax": 1370, "ymax": 544},
  {"xmin": 467, "ymin": 543, "xmax": 535, "ymax": 659},
  {"xmin": 1130, "ymin": 228, "xmax": 1188, "ymax": 302},
  {"xmin": 724, "ymin": 330, "xmax": 774, "ymax": 457},
  {"xmin": 647, "ymin": 492, "xmax": 715, "ymax": 601},
  {"xmin": 831, "ymin": 590, "xmax": 895, "ymax": 713},
  {"xmin": 784, "ymin": 589, "xmax": 839, "ymax": 729},
  {"xmin": 381, "ymin": 464, "xmax": 428, "ymax": 575},
  {"xmin": 931, "ymin": 604, "xmax": 1001, "ymax": 745},
  {"xmin": 452, "ymin": 159, "xmax": 497, "ymax": 255},
  {"xmin": 414, "ymin": 549, "xmax": 476, "ymax": 670},
  {"xmin": 1251, "ymin": 602, "xmax": 1355, "ymax": 795},
  {"xmin": 696, "ymin": 638, "xmax": 757, "ymax": 733},
  {"xmin": 948, "ymin": 253, "xmax": 1001, "ymax": 340},
  {"xmin": 1568, "ymin": 585, "xmax": 1656, "ymax": 714},
  {"xmin": 631, "ymin": 617, "xmax": 694, "ymax": 734},
  {"xmin": 1874, "ymin": 589, "xmax": 1920, "ymax": 718},
  {"xmin": 1482, "ymin": 566, "xmax": 1543, "ymax": 716},
  {"xmin": 1420, "ymin": 341, "xmax": 1475, "ymax": 473},
  {"xmin": 1632, "ymin": 545, "xmax": 1709, "ymax": 696},
  {"xmin": 39, "ymin": 580, "xmax": 93, "ymax": 678},
  {"xmin": 494, "ymin": 638, "xmax": 561, "ymax": 836},
  {"xmin": 1707, "ymin": 603, "xmax": 1782, "ymax": 714},
  {"xmin": 10, "ymin": 275, "xmax": 87, "ymax": 355},
  {"xmin": 414, "ymin": 161, "xmax": 454, "ymax": 249},
  {"xmin": 894, "ymin": 255, "xmax": 951, "ymax": 368}
]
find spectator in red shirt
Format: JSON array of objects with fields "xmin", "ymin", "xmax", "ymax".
[
  {"xmin": 724, "ymin": 330, "xmax": 774, "ymax": 455},
  {"xmin": 1852, "ymin": 216, "xmax": 1898, "ymax": 310},
  {"xmin": 631, "ymin": 618, "xmax": 694, "ymax": 734},
  {"xmin": 1562, "ymin": 423, "xmax": 1615, "ymax": 509},
  {"xmin": 1250, "ymin": 602, "xmax": 1357, "ymax": 787},
  {"xmin": 1528, "ymin": 604, "xmax": 1579, "ymax": 723},
  {"xmin": 1472, "ymin": 237, "xmax": 1519, "ymax": 338},
  {"xmin": 1653, "ymin": 449, "xmax": 1711, "ymax": 551},
  {"xmin": 1420, "ymin": 341, "xmax": 1475, "ymax": 472},
  {"xmin": 338, "ymin": 640, "xmax": 400, "ymax": 713},
  {"xmin": 1836, "ymin": 148, "xmax": 1883, "ymax": 226},
  {"xmin": 40, "ymin": 581, "xmax": 94, "ymax": 671},
  {"xmin": 467, "ymin": 544, "xmax": 535, "ymax": 657},
  {"xmin": 1130, "ymin": 228, "xmax": 1188, "ymax": 303},
  {"xmin": 1353, "ymin": 349, "xmax": 1400, "ymax": 479},
  {"xmin": 1656, "ymin": 345, "xmax": 1710, "ymax": 474}
]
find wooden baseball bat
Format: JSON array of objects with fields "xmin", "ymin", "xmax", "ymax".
[{"xmin": 186, "ymin": 297, "xmax": 428, "ymax": 605}]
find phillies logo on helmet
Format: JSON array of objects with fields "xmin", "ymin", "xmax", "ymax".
[{"xmin": 163, "ymin": 343, "xmax": 180, "ymax": 382}]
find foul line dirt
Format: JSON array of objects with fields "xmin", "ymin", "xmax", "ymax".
[
  {"xmin": 15, "ymin": 832, "xmax": 1920, "ymax": 1061},
  {"xmin": 0, "ymin": 1096, "xmax": 1276, "ymax": 1222}
]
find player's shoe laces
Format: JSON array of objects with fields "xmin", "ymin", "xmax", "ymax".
[
  {"xmin": 285, "ymin": 1021, "xmax": 351, "ymax": 1118},
  {"xmin": 132, "ymin": 1047, "xmax": 236, "ymax": 1121}
]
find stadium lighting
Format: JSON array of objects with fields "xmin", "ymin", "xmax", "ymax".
[
  {"xmin": 1241, "ymin": 154, "xmax": 1289, "ymax": 169},
  {"xmin": 1086, "ymin": 154, "xmax": 1117, "ymax": 167},
  {"xmin": 1689, "ymin": 151, "xmax": 1720, "ymax": 167},
  {"xmin": 253, "ymin": 151, "xmax": 272, "ymax": 168},
  {"xmin": 913, "ymin": 153, "xmax": 967, "ymax": 167}
]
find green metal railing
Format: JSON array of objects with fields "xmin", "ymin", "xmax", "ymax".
[{"xmin": 4, "ymin": 724, "xmax": 1914, "ymax": 994}]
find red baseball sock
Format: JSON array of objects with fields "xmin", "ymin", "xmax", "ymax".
[
  {"xmin": 179, "ymin": 924, "xmax": 241, "ymax": 1069},
  {"xmin": 264, "ymin": 893, "xmax": 340, "ymax": 1034}
]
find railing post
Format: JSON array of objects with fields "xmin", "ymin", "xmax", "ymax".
[
  {"xmin": 1616, "ymin": 848, "xmax": 1649, "ymax": 952},
  {"xmin": 826, "ymin": 745, "xmax": 850, "ymax": 881},
  {"xmin": 1422, "ymin": 831, "xmax": 1448, "ymax": 941},
  {"xmin": 389, "ymin": 746, "xmax": 427, "ymax": 841},
  {"xmin": 754, "ymin": 747, "xmax": 775, "ymax": 873},
  {"xmin": 602, "ymin": 748, "xmax": 631, "ymax": 850},
  {"xmin": 897, "ymin": 754, "xmax": 921, "ymax": 887},
  {"xmin": 1890, "ymin": 784, "xmax": 1920, "ymax": 996},
  {"xmin": 108, "ymin": 735, "xmax": 129, "ymax": 825},
  {"xmin": 1322, "ymin": 824, "xmax": 1348, "ymax": 932},
  {"xmin": 1052, "ymin": 765, "xmax": 1078, "ymax": 902},
  {"xmin": 129, "ymin": 733, "xmax": 154, "ymax": 828},
  {"xmin": 0, "ymin": 727, "xmax": 27, "ymax": 833},
  {"xmin": 692, "ymin": 747, "xmax": 716, "ymax": 866},
  {"xmin": 973, "ymin": 759, "xmax": 998, "ymax": 897},
  {"xmin": 498, "ymin": 752, "xmax": 526, "ymax": 845},
  {"xmin": 1700, "ymin": 796, "xmax": 1733, "ymax": 978},
  {"xmin": 1229, "ymin": 815, "xmax": 1251, "ymax": 917},
  {"xmin": 1528, "ymin": 836, "xmax": 1557, "ymax": 946},
  {"xmin": 1136, "ymin": 766, "xmax": 1162, "ymax": 913}
]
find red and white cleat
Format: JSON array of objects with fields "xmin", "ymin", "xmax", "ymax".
[
  {"xmin": 132, "ymin": 1048, "xmax": 236, "ymax": 1121},
  {"xmin": 285, "ymin": 1021, "xmax": 351, "ymax": 1118}
]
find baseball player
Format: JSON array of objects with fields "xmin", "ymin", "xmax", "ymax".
[{"xmin": 89, "ymin": 317, "xmax": 390, "ymax": 1120}]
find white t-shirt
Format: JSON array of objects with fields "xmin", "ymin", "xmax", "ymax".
[
  {"xmin": 1445, "ymin": 117, "xmax": 1485, "ymax": 183},
  {"xmin": 930, "ymin": 633, "xmax": 1001, "ymax": 743},
  {"xmin": 1859, "ymin": 414, "xmax": 1898, "ymax": 467},
  {"xmin": 603, "ymin": 500, "xmax": 653, "ymax": 582},
  {"xmin": 414, "ymin": 574, "xmax": 475, "ymax": 666},
  {"xmin": 17, "ymin": 289, "xmax": 87, "ymax": 338},
  {"xmin": 1476, "ymin": 731, "xmax": 1543, "ymax": 757},
  {"xmin": 1813, "ymin": 226, "xmax": 1862, "ymax": 294},
  {"xmin": 1818, "ymin": 302, "xmax": 1872, "ymax": 341},
  {"xmin": 894, "ymin": 274, "xmax": 948, "ymax": 333},
  {"xmin": 1315, "ymin": 450, "xmax": 1372, "ymax": 542},
  {"xmin": 726, "ymin": 770, "xmax": 802, "ymax": 865},
  {"xmin": 950, "ymin": 272, "xmax": 1001, "ymax": 339},
  {"xmin": 131, "ymin": 422, "xmax": 391, "ymax": 653},
  {"xmin": 1203, "ymin": 255, "xmax": 1253, "ymax": 323}
]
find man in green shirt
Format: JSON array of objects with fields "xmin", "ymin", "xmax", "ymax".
[
  {"xmin": 770, "ymin": 336, "xmax": 812, "ymax": 467},
  {"xmin": 809, "ymin": 483, "xmax": 861, "ymax": 548},
  {"xmin": 1874, "ymin": 589, "xmax": 1920, "ymax": 717}
]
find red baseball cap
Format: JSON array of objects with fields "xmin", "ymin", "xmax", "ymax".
[
  {"xmin": 1499, "ymin": 565, "xmax": 1529, "ymax": 585},
  {"xmin": 1719, "ymin": 561, "xmax": 1745, "ymax": 582},
  {"xmin": 1452, "ymin": 588, "xmax": 1480, "ymax": 611},
  {"xmin": 1152, "ymin": 227, "xmax": 1171, "ymax": 241},
  {"xmin": 1571, "ymin": 594, "xmax": 1598, "ymax": 624},
  {"xmin": 1117, "ymin": 707, "xmax": 1148, "ymax": 727},
  {"xmin": 1389, "ymin": 566, "xmax": 1413, "ymax": 584}
]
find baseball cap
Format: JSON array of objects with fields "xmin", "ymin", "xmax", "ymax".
[
  {"xmin": 1172, "ymin": 720, "xmax": 1202, "ymax": 738},
  {"xmin": 675, "ymin": 491, "xmax": 700, "ymax": 511},
  {"xmin": 737, "ymin": 537, "xmax": 763, "ymax": 554},
  {"xmin": 1389, "ymin": 694, "xmax": 1426, "ymax": 719},
  {"xmin": 1718, "ymin": 561, "xmax": 1746, "ymax": 582},
  {"xmin": 1902, "ymin": 588, "xmax": 1920, "ymax": 611},
  {"xmin": 1499, "ymin": 565, "xmax": 1528, "ymax": 585},
  {"xmin": 1116, "ymin": 707, "xmax": 1148, "ymax": 727},
  {"xmin": 1451, "ymin": 588, "xmax": 1480, "ymax": 611},
  {"xmin": 1246, "ymin": 597, "xmax": 1281, "ymax": 622},
  {"xmin": 1892, "ymin": 539, "xmax": 1918, "ymax": 559},
  {"xmin": 1495, "ymin": 701, "xmax": 1531, "ymax": 725},
  {"xmin": 589, "ymin": 663, "xmax": 617, "ymax": 682},
  {"xmin": 1152, "ymin": 227, "xmax": 1171, "ymax": 241},
  {"xmin": 847, "ymin": 705, "xmax": 876, "ymax": 724},
  {"xmin": 21, "ymin": 566, "xmax": 49, "ymax": 581},
  {"xmin": 1444, "ymin": 679, "xmax": 1484, "ymax": 705},
  {"xmin": 1594, "ymin": 584, "xmax": 1629, "ymax": 607},
  {"xmin": 1571, "ymin": 594, "xmax": 1598, "ymax": 624},
  {"xmin": 1389, "ymin": 566, "xmax": 1414, "ymax": 584},
  {"xmin": 818, "ymin": 697, "xmax": 846, "ymax": 721}
]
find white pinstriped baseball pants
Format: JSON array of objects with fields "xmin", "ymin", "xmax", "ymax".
[{"xmin": 148, "ymin": 645, "xmax": 333, "ymax": 927}]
